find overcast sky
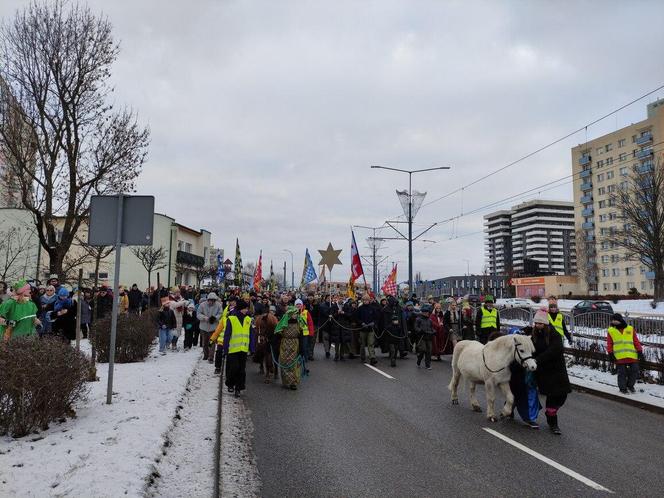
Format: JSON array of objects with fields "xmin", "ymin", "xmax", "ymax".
[{"xmin": 3, "ymin": 0, "xmax": 664, "ymax": 286}]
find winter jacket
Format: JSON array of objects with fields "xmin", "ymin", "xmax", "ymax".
[
  {"xmin": 443, "ymin": 309, "xmax": 462, "ymax": 338},
  {"xmin": 53, "ymin": 300, "xmax": 77, "ymax": 341},
  {"xmin": 197, "ymin": 300, "xmax": 223, "ymax": 332},
  {"xmin": 607, "ymin": 327, "xmax": 643, "ymax": 364},
  {"xmin": 528, "ymin": 325, "xmax": 571, "ymax": 396},
  {"xmin": 475, "ymin": 305, "xmax": 500, "ymax": 332},
  {"xmin": 128, "ymin": 288, "xmax": 143, "ymax": 310},
  {"xmin": 157, "ymin": 307, "xmax": 177, "ymax": 330},
  {"xmin": 356, "ymin": 303, "xmax": 377, "ymax": 328},
  {"xmin": 415, "ymin": 315, "xmax": 435, "ymax": 336},
  {"xmin": 381, "ymin": 304, "xmax": 407, "ymax": 343},
  {"xmin": 329, "ymin": 302, "xmax": 352, "ymax": 344},
  {"xmin": 183, "ymin": 310, "xmax": 199, "ymax": 333}
]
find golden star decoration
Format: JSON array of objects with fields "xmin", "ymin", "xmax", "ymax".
[{"xmin": 318, "ymin": 243, "xmax": 342, "ymax": 273}]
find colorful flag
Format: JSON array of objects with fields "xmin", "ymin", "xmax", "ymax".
[
  {"xmin": 381, "ymin": 264, "xmax": 398, "ymax": 296},
  {"xmin": 350, "ymin": 230, "xmax": 364, "ymax": 281},
  {"xmin": 234, "ymin": 238, "xmax": 243, "ymax": 287},
  {"xmin": 269, "ymin": 260, "xmax": 276, "ymax": 291},
  {"xmin": 300, "ymin": 248, "xmax": 318, "ymax": 287},
  {"xmin": 253, "ymin": 251, "xmax": 263, "ymax": 292},
  {"xmin": 216, "ymin": 250, "xmax": 224, "ymax": 283},
  {"xmin": 347, "ymin": 275, "xmax": 356, "ymax": 299}
]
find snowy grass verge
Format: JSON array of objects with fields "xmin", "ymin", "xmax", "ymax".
[
  {"xmin": 0, "ymin": 341, "xmax": 200, "ymax": 497},
  {"xmin": 568, "ymin": 364, "xmax": 664, "ymax": 410}
]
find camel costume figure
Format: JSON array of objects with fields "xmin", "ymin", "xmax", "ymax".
[{"xmin": 449, "ymin": 334, "xmax": 537, "ymax": 422}]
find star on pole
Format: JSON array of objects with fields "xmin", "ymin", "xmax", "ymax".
[{"xmin": 318, "ymin": 243, "xmax": 342, "ymax": 273}]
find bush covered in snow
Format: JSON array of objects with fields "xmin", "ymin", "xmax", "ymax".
[
  {"xmin": 91, "ymin": 309, "xmax": 156, "ymax": 363},
  {"xmin": 0, "ymin": 337, "xmax": 89, "ymax": 438}
]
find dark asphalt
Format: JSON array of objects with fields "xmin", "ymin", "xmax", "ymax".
[{"xmin": 244, "ymin": 344, "xmax": 664, "ymax": 497}]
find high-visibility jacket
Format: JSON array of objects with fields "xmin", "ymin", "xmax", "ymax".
[
  {"xmin": 300, "ymin": 309, "xmax": 314, "ymax": 336},
  {"xmin": 210, "ymin": 306, "xmax": 234, "ymax": 345},
  {"xmin": 607, "ymin": 326, "xmax": 638, "ymax": 361},
  {"xmin": 480, "ymin": 307, "xmax": 498, "ymax": 330},
  {"xmin": 227, "ymin": 315, "xmax": 251, "ymax": 354},
  {"xmin": 548, "ymin": 313, "xmax": 564, "ymax": 337}
]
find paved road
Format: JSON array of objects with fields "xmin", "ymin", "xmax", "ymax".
[{"xmin": 244, "ymin": 344, "xmax": 664, "ymax": 497}]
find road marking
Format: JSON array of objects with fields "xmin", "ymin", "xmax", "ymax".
[
  {"xmin": 363, "ymin": 363, "xmax": 395, "ymax": 379},
  {"xmin": 483, "ymin": 428, "xmax": 613, "ymax": 493}
]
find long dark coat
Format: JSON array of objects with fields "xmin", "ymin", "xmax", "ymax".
[{"xmin": 531, "ymin": 325, "xmax": 571, "ymax": 396}]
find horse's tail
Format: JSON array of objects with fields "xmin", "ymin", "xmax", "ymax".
[{"xmin": 448, "ymin": 341, "xmax": 465, "ymax": 392}]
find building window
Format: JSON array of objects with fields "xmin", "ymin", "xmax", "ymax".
[
  {"xmin": 597, "ymin": 159, "xmax": 604, "ymax": 168},
  {"xmin": 606, "ymin": 157, "xmax": 613, "ymax": 166},
  {"xmin": 601, "ymin": 255, "xmax": 609, "ymax": 263},
  {"xmin": 608, "ymin": 198, "xmax": 616, "ymax": 207},
  {"xmin": 177, "ymin": 240, "xmax": 183, "ymax": 251},
  {"xmin": 603, "ymin": 283, "xmax": 610, "ymax": 291},
  {"xmin": 627, "ymin": 282, "xmax": 635, "ymax": 290},
  {"xmin": 618, "ymin": 138, "xmax": 626, "ymax": 148},
  {"xmin": 619, "ymin": 153, "xmax": 627, "ymax": 162},
  {"xmin": 597, "ymin": 173, "xmax": 605, "ymax": 182},
  {"xmin": 598, "ymin": 187, "xmax": 606, "ymax": 195},
  {"xmin": 599, "ymin": 200, "xmax": 606, "ymax": 208},
  {"xmin": 601, "ymin": 241, "xmax": 609, "ymax": 250},
  {"xmin": 599, "ymin": 214, "xmax": 607, "ymax": 221},
  {"xmin": 613, "ymin": 282, "xmax": 621, "ymax": 291},
  {"xmin": 612, "ymin": 268, "xmax": 620, "ymax": 277},
  {"xmin": 602, "ymin": 269, "xmax": 609, "ymax": 277},
  {"xmin": 609, "ymin": 212, "xmax": 618, "ymax": 220},
  {"xmin": 606, "ymin": 170, "xmax": 614, "ymax": 179},
  {"xmin": 185, "ymin": 242, "xmax": 192, "ymax": 253},
  {"xmin": 605, "ymin": 143, "xmax": 613, "ymax": 152},
  {"xmin": 596, "ymin": 147, "xmax": 603, "ymax": 155},
  {"xmin": 632, "ymin": 135, "xmax": 637, "ymax": 143},
  {"xmin": 607, "ymin": 184, "xmax": 616, "ymax": 193},
  {"xmin": 626, "ymin": 267, "xmax": 634, "ymax": 276},
  {"xmin": 619, "ymin": 166, "xmax": 628, "ymax": 176}
]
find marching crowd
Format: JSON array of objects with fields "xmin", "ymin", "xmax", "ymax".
[{"xmin": 0, "ymin": 278, "xmax": 646, "ymax": 432}]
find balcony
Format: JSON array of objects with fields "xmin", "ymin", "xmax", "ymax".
[
  {"xmin": 636, "ymin": 148, "xmax": 653, "ymax": 159},
  {"xmin": 176, "ymin": 250, "xmax": 205, "ymax": 268},
  {"xmin": 580, "ymin": 182, "xmax": 593, "ymax": 191},
  {"xmin": 581, "ymin": 207, "xmax": 594, "ymax": 216},
  {"xmin": 636, "ymin": 132, "xmax": 653, "ymax": 145},
  {"xmin": 580, "ymin": 194, "xmax": 593, "ymax": 204},
  {"xmin": 579, "ymin": 154, "xmax": 592, "ymax": 166},
  {"xmin": 637, "ymin": 162, "xmax": 654, "ymax": 174},
  {"xmin": 579, "ymin": 169, "xmax": 592, "ymax": 179}
]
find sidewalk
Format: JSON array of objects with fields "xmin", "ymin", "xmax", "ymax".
[{"xmin": 567, "ymin": 364, "xmax": 664, "ymax": 414}]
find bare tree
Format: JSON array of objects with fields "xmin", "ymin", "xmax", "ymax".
[
  {"xmin": 0, "ymin": 1, "xmax": 149, "ymax": 279},
  {"xmin": 0, "ymin": 227, "xmax": 35, "ymax": 281},
  {"xmin": 131, "ymin": 246, "xmax": 167, "ymax": 289},
  {"xmin": 610, "ymin": 157, "xmax": 664, "ymax": 301},
  {"xmin": 575, "ymin": 228, "xmax": 597, "ymax": 295}
]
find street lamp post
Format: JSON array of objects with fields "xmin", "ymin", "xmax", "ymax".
[
  {"xmin": 283, "ymin": 249, "xmax": 294, "ymax": 290},
  {"xmin": 463, "ymin": 259, "xmax": 470, "ymax": 277},
  {"xmin": 371, "ymin": 165, "xmax": 450, "ymax": 294}
]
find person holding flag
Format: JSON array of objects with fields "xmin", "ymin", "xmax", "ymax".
[{"xmin": 253, "ymin": 251, "xmax": 263, "ymax": 292}]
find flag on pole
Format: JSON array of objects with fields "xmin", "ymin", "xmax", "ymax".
[
  {"xmin": 234, "ymin": 238, "xmax": 243, "ymax": 287},
  {"xmin": 300, "ymin": 248, "xmax": 318, "ymax": 287},
  {"xmin": 253, "ymin": 251, "xmax": 263, "ymax": 292},
  {"xmin": 216, "ymin": 250, "xmax": 224, "ymax": 283},
  {"xmin": 269, "ymin": 260, "xmax": 276, "ymax": 292},
  {"xmin": 350, "ymin": 230, "xmax": 364, "ymax": 281},
  {"xmin": 381, "ymin": 264, "xmax": 398, "ymax": 296}
]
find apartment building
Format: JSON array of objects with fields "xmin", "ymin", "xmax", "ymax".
[
  {"xmin": 571, "ymin": 99, "xmax": 664, "ymax": 294},
  {"xmin": 485, "ymin": 200, "xmax": 576, "ymax": 276}
]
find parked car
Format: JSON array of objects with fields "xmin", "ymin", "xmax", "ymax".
[
  {"xmin": 571, "ymin": 300, "xmax": 614, "ymax": 315},
  {"xmin": 499, "ymin": 298, "xmax": 532, "ymax": 309}
]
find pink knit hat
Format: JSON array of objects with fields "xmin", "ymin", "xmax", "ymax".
[{"xmin": 533, "ymin": 309, "xmax": 548, "ymax": 325}]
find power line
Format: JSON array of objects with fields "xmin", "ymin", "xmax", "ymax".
[{"xmin": 419, "ymin": 83, "xmax": 664, "ymax": 210}]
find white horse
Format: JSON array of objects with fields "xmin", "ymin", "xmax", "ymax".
[{"xmin": 448, "ymin": 335, "xmax": 537, "ymax": 422}]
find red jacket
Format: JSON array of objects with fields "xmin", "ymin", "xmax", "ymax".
[{"xmin": 607, "ymin": 328, "xmax": 643, "ymax": 364}]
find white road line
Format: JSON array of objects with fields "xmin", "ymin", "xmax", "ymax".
[
  {"xmin": 363, "ymin": 363, "xmax": 395, "ymax": 380},
  {"xmin": 483, "ymin": 428, "xmax": 613, "ymax": 494}
]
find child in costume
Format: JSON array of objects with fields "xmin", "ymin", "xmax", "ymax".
[{"xmin": 0, "ymin": 280, "xmax": 41, "ymax": 341}]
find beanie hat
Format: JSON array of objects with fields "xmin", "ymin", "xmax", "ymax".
[
  {"xmin": 484, "ymin": 295, "xmax": 494, "ymax": 303},
  {"xmin": 533, "ymin": 310, "xmax": 548, "ymax": 325},
  {"xmin": 236, "ymin": 300, "xmax": 249, "ymax": 311},
  {"xmin": 421, "ymin": 304, "xmax": 432, "ymax": 313},
  {"xmin": 12, "ymin": 279, "xmax": 31, "ymax": 296},
  {"xmin": 294, "ymin": 299, "xmax": 303, "ymax": 306},
  {"xmin": 611, "ymin": 313, "xmax": 627, "ymax": 328},
  {"xmin": 57, "ymin": 287, "xmax": 70, "ymax": 298}
]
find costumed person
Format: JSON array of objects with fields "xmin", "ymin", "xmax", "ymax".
[
  {"xmin": 274, "ymin": 306, "xmax": 305, "ymax": 390},
  {"xmin": 295, "ymin": 299, "xmax": 315, "ymax": 362},
  {"xmin": 461, "ymin": 300, "xmax": 475, "ymax": 340},
  {"xmin": 547, "ymin": 296, "xmax": 572, "ymax": 343},
  {"xmin": 509, "ymin": 324, "xmax": 542, "ymax": 429},
  {"xmin": 414, "ymin": 304, "xmax": 435, "ymax": 369},
  {"xmin": 430, "ymin": 302, "xmax": 445, "ymax": 360},
  {"xmin": 0, "ymin": 280, "xmax": 41, "ymax": 341},
  {"xmin": 443, "ymin": 300, "xmax": 462, "ymax": 352},
  {"xmin": 607, "ymin": 313, "xmax": 642, "ymax": 394},
  {"xmin": 197, "ymin": 292, "xmax": 223, "ymax": 362},
  {"xmin": 216, "ymin": 300, "xmax": 254, "ymax": 397},
  {"xmin": 254, "ymin": 305, "xmax": 278, "ymax": 383},
  {"xmin": 381, "ymin": 296, "xmax": 407, "ymax": 367},
  {"xmin": 356, "ymin": 294, "xmax": 378, "ymax": 365},
  {"xmin": 529, "ymin": 309, "xmax": 570, "ymax": 435},
  {"xmin": 475, "ymin": 295, "xmax": 499, "ymax": 345},
  {"xmin": 52, "ymin": 287, "xmax": 77, "ymax": 342},
  {"xmin": 168, "ymin": 289, "xmax": 186, "ymax": 351}
]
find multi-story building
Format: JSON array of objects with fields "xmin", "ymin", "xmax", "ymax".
[
  {"xmin": 572, "ymin": 98, "xmax": 664, "ymax": 295},
  {"xmin": 416, "ymin": 274, "xmax": 511, "ymax": 299},
  {"xmin": 485, "ymin": 200, "xmax": 576, "ymax": 277}
]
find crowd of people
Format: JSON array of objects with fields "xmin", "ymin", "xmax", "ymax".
[{"xmin": 0, "ymin": 278, "xmax": 646, "ymax": 430}]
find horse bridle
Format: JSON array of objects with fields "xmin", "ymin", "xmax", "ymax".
[{"xmin": 482, "ymin": 336, "xmax": 533, "ymax": 373}]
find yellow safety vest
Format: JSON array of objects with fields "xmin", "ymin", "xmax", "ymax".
[
  {"xmin": 228, "ymin": 315, "xmax": 251, "ymax": 354},
  {"xmin": 300, "ymin": 309, "xmax": 311, "ymax": 336},
  {"xmin": 480, "ymin": 307, "xmax": 498, "ymax": 329},
  {"xmin": 548, "ymin": 313, "xmax": 564, "ymax": 337},
  {"xmin": 607, "ymin": 326, "xmax": 638, "ymax": 361}
]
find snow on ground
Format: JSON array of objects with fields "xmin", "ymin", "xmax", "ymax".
[
  {"xmin": 567, "ymin": 364, "xmax": 664, "ymax": 410},
  {"xmin": 221, "ymin": 391, "xmax": 261, "ymax": 497},
  {"xmin": 0, "ymin": 341, "xmax": 200, "ymax": 498},
  {"xmin": 146, "ymin": 359, "xmax": 219, "ymax": 498}
]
